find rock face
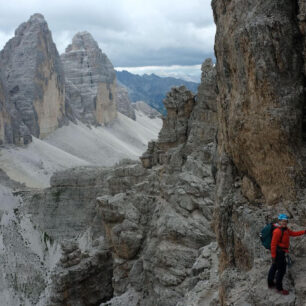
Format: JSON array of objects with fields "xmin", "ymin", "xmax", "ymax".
[
  {"xmin": 1, "ymin": 57, "xmax": 217, "ymax": 306},
  {"xmin": 115, "ymin": 84, "xmax": 136, "ymax": 120},
  {"xmin": 212, "ymin": 1, "xmax": 305, "ymax": 204},
  {"xmin": 47, "ymin": 240, "xmax": 113, "ymax": 305},
  {"xmin": 4, "ymin": 166, "xmax": 118, "ymax": 305},
  {"xmin": 0, "ymin": 72, "xmax": 11, "ymax": 144},
  {"xmin": 97, "ymin": 61, "xmax": 218, "ymax": 306},
  {"xmin": 212, "ymin": 0, "xmax": 306, "ymax": 305},
  {"xmin": 299, "ymin": 0, "xmax": 306, "ymax": 77},
  {"xmin": 61, "ymin": 32, "xmax": 117, "ymax": 125},
  {"xmin": 140, "ymin": 86, "xmax": 195, "ymax": 168},
  {"xmin": 0, "ymin": 13, "xmax": 65, "ymax": 145},
  {"xmin": 141, "ymin": 60, "xmax": 217, "ymax": 170},
  {"xmin": 3, "ymin": 3, "xmax": 306, "ymax": 305}
]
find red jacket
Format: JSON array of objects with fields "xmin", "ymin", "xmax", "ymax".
[{"xmin": 271, "ymin": 224, "xmax": 305, "ymax": 258}]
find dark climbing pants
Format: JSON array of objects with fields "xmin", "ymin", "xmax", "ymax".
[{"xmin": 268, "ymin": 249, "xmax": 287, "ymax": 290}]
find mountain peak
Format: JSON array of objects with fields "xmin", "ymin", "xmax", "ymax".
[
  {"xmin": 61, "ymin": 31, "xmax": 116, "ymax": 125},
  {"xmin": 1, "ymin": 13, "xmax": 65, "ymax": 144},
  {"xmin": 29, "ymin": 13, "xmax": 46, "ymax": 23},
  {"xmin": 15, "ymin": 13, "xmax": 48, "ymax": 36},
  {"xmin": 66, "ymin": 31, "xmax": 99, "ymax": 53}
]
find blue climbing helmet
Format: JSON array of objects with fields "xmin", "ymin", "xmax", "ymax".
[{"xmin": 278, "ymin": 214, "xmax": 289, "ymax": 221}]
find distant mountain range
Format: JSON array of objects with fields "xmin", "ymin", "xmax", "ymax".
[{"xmin": 116, "ymin": 70, "xmax": 199, "ymax": 114}]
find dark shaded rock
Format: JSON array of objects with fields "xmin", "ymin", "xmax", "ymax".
[{"xmin": 47, "ymin": 242, "xmax": 113, "ymax": 306}]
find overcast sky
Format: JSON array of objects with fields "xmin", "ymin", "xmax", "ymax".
[{"xmin": 0, "ymin": 0, "xmax": 215, "ymax": 82}]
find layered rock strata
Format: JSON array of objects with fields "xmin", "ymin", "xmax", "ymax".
[
  {"xmin": 7, "ymin": 57, "xmax": 217, "ymax": 306},
  {"xmin": 0, "ymin": 73, "xmax": 11, "ymax": 144},
  {"xmin": 115, "ymin": 84, "xmax": 136, "ymax": 120},
  {"xmin": 141, "ymin": 59, "xmax": 217, "ymax": 170},
  {"xmin": 140, "ymin": 86, "xmax": 195, "ymax": 168},
  {"xmin": 212, "ymin": 0, "xmax": 306, "ymax": 304},
  {"xmin": 97, "ymin": 61, "xmax": 218, "ymax": 306},
  {"xmin": 212, "ymin": 0, "xmax": 305, "ymax": 204},
  {"xmin": 13, "ymin": 166, "xmax": 119, "ymax": 305},
  {"xmin": 61, "ymin": 32, "xmax": 117, "ymax": 125},
  {"xmin": 0, "ymin": 13, "xmax": 65, "ymax": 144},
  {"xmin": 47, "ymin": 241, "xmax": 113, "ymax": 306}
]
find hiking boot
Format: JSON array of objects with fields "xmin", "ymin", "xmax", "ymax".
[
  {"xmin": 277, "ymin": 289, "xmax": 289, "ymax": 295},
  {"xmin": 268, "ymin": 282, "xmax": 275, "ymax": 289}
]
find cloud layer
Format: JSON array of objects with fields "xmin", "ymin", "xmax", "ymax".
[{"xmin": 0, "ymin": 0, "xmax": 215, "ymax": 68}]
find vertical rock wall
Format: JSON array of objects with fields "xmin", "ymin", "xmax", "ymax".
[
  {"xmin": 141, "ymin": 59, "xmax": 217, "ymax": 170},
  {"xmin": 0, "ymin": 74, "xmax": 10, "ymax": 144},
  {"xmin": 61, "ymin": 32, "xmax": 117, "ymax": 125},
  {"xmin": 0, "ymin": 13, "xmax": 65, "ymax": 144},
  {"xmin": 212, "ymin": 0, "xmax": 305, "ymax": 204},
  {"xmin": 115, "ymin": 84, "xmax": 136, "ymax": 120},
  {"xmin": 212, "ymin": 0, "xmax": 306, "ymax": 304},
  {"xmin": 97, "ymin": 60, "xmax": 218, "ymax": 306}
]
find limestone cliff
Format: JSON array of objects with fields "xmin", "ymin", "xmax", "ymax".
[
  {"xmin": 212, "ymin": 0, "xmax": 306, "ymax": 304},
  {"xmin": 141, "ymin": 59, "xmax": 217, "ymax": 170},
  {"xmin": 96, "ymin": 60, "xmax": 218, "ymax": 306},
  {"xmin": 0, "ymin": 57, "xmax": 217, "ymax": 306},
  {"xmin": 61, "ymin": 32, "xmax": 117, "ymax": 125},
  {"xmin": 3, "ymin": 2, "xmax": 306, "ymax": 305},
  {"xmin": 115, "ymin": 83, "xmax": 136, "ymax": 120},
  {"xmin": 0, "ymin": 72, "xmax": 11, "ymax": 144},
  {"xmin": 212, "ymin": 1, "xmax": 305, "ymax": 204},
  {"xmin": 0, "ymin": 13, "xmax": 65, "ymax": 144}
]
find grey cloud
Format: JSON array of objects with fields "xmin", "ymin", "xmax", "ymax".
[
  {"xmin": 108, "ymin": 46, "xmax": 215, "ymax": 67},
  {"xmin": 0, "ymin": 0, "xmax": 215, "ymax": 67}
]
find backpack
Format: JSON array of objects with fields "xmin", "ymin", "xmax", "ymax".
[{"xmin": 260, "ymin": 223, "xmax": 284, "ymax": 250}]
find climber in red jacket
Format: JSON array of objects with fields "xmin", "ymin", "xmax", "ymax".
[{"xmin": 267, "ymin": 214, "xmax": 306, "ymax": 295}]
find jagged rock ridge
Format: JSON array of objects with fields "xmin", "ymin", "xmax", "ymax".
[
  {"xmin": 2, "ymin": 2, "xmax": 306, "ymax": 305},
  {"xmin": 0, "ymin": 14, "xmax": 154, "ymax": 144},
  {"xmin": 61, "ymin": 31, "xmax": 117, "ymax": 125},
  {"xmin": 0, "ymin": 13, "xmax": 65, "ymax": 145},
  {"xmin": 2, "ymin": 58, "xmax": 218, "ymax": 306}
]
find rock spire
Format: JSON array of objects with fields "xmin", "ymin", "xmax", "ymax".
[
  {"xmin": 0, "ymin": 13, "xmax": 65, "ymax": 144},
  {"xmin": 61, "ymin": 31, "xmax": 117, "ymax": 125}
]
